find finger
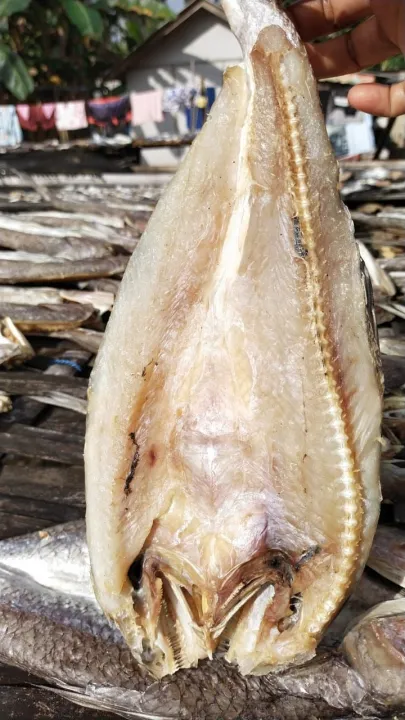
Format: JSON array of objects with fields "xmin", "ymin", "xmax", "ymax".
[
  {"xmin": 288, "ymin": 0, "xmax": 371, "ymax": 41},
  {"xmin": 348, "ymin": 81, "xmax": 405, "ymax": 117},
  {"xmin": 305, "ymin": 15, "xmax": 399, "ymax": 78}
]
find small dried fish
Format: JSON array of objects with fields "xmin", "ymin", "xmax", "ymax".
[
  {"xmin": 367, "ymin": 525, "xmax": 405, "ymax": 587},
  {"xmin": 0, "ymin": 303, "xmax": 93, "ymax": 332},
  {"xmin": 0, "ymin": 318, "xmax": 34, "ymax": 366},
  {"xmin": 378, "ymin": 300, "xmax": 405, "ymax": 321},
  {"xmin": 0, "ymin": 286, "xmax": 61, "ymax": 305},
  {"xmin": 380, "ymin": 255, "xmax": 405, "ymax": 272},
  {"xmin": 352, "ymin": 211, "xmax": 405, "ymax": 231},
  {"xmin": 358, "ymin": 241, "xmax": 396, "ymax": 299},
  {"xmin": 59, "ymin": 290, "xmax": 114, "ymax": 315},
  {"xmin": 78, "ymin": 278, "xmax": 121, "ymax": 294},
  {"xmin": 0, "ymin": 227, "xmax": 112, "ymax": 261},
  {"xmin": 0, "ymin": 286, "xmax": 114, "ymax": 316},
  {"xmin": 380, "ymin": 460, "xmax": 405, "ymax": 502},
  {"xmin": 0, "ymin": 256, "xmax": 128, "ymax": 284},
  {"xmin": 380, "ymin": 337, "xmax": 405, "ymax": 357},
  {"xmin": 342, "ymin": 599, "xmax": 405, "ymax": 703},
  {"xmin": 17, "ymin": 211, "xmax": 125, "ymax": 229},
  {"xmin": 49, "ymin": 328, "xmax": 103, "ymax": 354}
]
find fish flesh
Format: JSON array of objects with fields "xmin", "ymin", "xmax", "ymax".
[
  {"xmin": 0, "ymin": 521, "xmax": 405, "ymax": 720},
  {"xmin": 85, "ymin": 0, "xmax": 383, "ymax": 678}
]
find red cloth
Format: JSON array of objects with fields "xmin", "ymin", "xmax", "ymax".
[{"xmin": 16, "ymin": 103, "xmax": 56, "ymax": 131}]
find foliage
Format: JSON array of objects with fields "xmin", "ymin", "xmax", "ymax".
[{"xmin": 0, "ymin": 0, "xmax": 174, "ymax": 100}]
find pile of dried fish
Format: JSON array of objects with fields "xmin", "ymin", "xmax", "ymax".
[{"xmin": 0, "ymin": 119, "xmax": 404, "ymax": 720}]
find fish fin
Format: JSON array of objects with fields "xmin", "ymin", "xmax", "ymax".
[{"xmin": 34, "ymin": 684, "xmax": 176, "ymax": 720}]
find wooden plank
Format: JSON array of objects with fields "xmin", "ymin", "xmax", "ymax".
[{"xmin": 0, "ymin": 425, "xmax": 83, "ymax": 465}]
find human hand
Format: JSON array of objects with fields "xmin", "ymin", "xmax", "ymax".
[{"xmin": 288, "ymin": 0, "xmax": 405, "ymax": 117}]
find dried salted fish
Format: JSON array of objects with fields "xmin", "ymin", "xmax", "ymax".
[
  {"xmin": 0, "ymin": 286, "xmax": 61, "ymax": 306},
  {"xmin": 367, "ymin": 525, "xmax": 405, "ymax": 588},
  {"xmin": 0, "ymin": 255, "xmax": 128, "ymax": 284},
  {"xmin": 0, "ymin": 227, "xmax": 111, "ymax": 261},
  {"xmin": 380, "ymin": 337, "xmax": 405, "ymax": 357},
  {"xmin": 377, "ymin": 301, "xmax": 405, "ymax": 322},
  {"xmin": 86, "ymin": 0, "xmax": 383, "ymax": 679},
  {"xmin": 0, "ymin": 303, "xmax": 93, "ymax": 332},
  {"xmin": 18, "ymin": 210, "xmax": 125, "ymax": 229},
  {"xmin": 1, "ymin": 522, "xmax": 405, "ymax": 720},
  {"xmin": 0, "ymin": 286, "xmax": 114, "ymax": 316},
  {"xmin": 358, "ymin": 241, "xmax": 396, "ymax": 300},
  {"xmin": 59, "ymin": 290, "xmax": 114, "ymax": 315},
  {"xmin": 352, "ymin": 213, "xmax": 405, "ymax": 232},
  {"xmin": 49, "ymin": 328, "xmax": 103, "ymax": 354},
  {"xmin": 343, "ymin": 599, "xmax": 405, "ymax": 704},
  {"xmin": 0, "ymin": 317, "xmax": 34, "ymax": 366},
  {"xmin": 381, "ymin": 461, "xmax": 405, "ymax": 503}
]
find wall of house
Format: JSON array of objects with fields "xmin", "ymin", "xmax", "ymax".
[{"xmin": 126, "ymin": 13, "xmax": 242, "ymax": 166}]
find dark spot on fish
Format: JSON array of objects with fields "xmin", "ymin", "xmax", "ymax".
[
  {"xmin": 269, "ymin": 556, "xmax": 282, "ymax": 569},
  {"xmin": 295, "ymin": 545, "xmax": 321, "ymax": 571},
  {"xmin": 148, "ymin": 446, "xmax": 157, "ymax": 467},
  {"xmin": 142, "ymin": 367, "xmax": 146, "ymax": 378},
  {"xmin": 128, "ymin": 554, "xmax": 144, "ymax": 591},
  {"xmin": 124, "ymin": 435, "xmax": 140, "ymax": 496},
  {"xmin": 268, "ymin": 552, "xmax": 294, "ymax": 586},
  {"xmin": 293, "ymin": 216, "xmax": 308, "ymax": 258}
]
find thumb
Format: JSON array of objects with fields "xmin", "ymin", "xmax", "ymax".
[{"xmin": 348, "ymin": 80, "xmax": 405, "ymax": 117}]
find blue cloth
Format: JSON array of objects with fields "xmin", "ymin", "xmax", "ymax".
[
  {"xmin": 185, "ymin": 87, "xmax": 216, "ymax": 132},
  {"xmin": 0, "ymin": 106, "xmax": 22, "ymax": 147}
]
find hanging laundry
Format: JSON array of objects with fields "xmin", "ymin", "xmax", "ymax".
[
  {"xmin": 130, "ymin": 90, "xmax": 163, "ymax": 126},
  {"xmin": 55, "ymin": 101, "xmax": 88, "ymax": 131},
  {"xmin": 16, "ymin": 103, "xmax": 56, "ymax": 132},
  {"xmin": 0, "ymin": 106, "xmax": 22, "ymax": 147},
  {"xmin": 162, "ymin": 87, "xmax": 196, "ymax": 115},
  {"xmin": 87, "ymin": 96, "xmax": 131, "ymax": 127},
  {"xmin": 185, "ymin": 87, "xmax": 216, "ymax": 133}
]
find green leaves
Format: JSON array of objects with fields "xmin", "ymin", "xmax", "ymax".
[
  {"xmin": 117, "ymin": 0, "xmax": 175, "ymax": 20},
  {"xmin": 0, "ymin": 0, "xmax": 31, "ymax": 17},
  {"xmin": 61, "ymin": 0, "xmax": 104, "ymax": 38},
  {"xmin": 0, "ymin": 42, "xmax": 34, "ymax": 100}
]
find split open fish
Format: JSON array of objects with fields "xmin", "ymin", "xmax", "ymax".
[
  {"xmin": 85, "ymin": 0, "xmax": 383, "ymax": 678},
  {"xmin": 0, "ymin": 522, "xmax": 405, "ymax": 720}
]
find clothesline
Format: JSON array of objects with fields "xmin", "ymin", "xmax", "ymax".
[{"xmin": 0, "ymin": 84, "xmax": 217, "ymax": 148}]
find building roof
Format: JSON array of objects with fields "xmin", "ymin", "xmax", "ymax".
[{"xmin": 107, "ymin": 0, "xmax": 227, "ymax": 80}]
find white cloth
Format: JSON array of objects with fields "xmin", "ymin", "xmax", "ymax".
[
  {"xmin": 130, "ymin": 90, "xmax": 163, "ymax": 126},
  {"xmin": 55, "ymin": 101, "xmax": 88, "ymax": 131},
  {"xmin": 0, "ymin": 106, "xmax": 22, "ymax": 147},
  {"xmin": 162, "ymin": 87, "xmax": 196, "ymax": 115}
]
